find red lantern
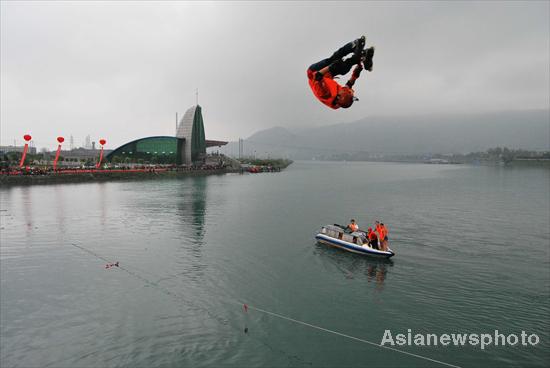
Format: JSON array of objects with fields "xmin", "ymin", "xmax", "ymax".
[
  {"xmin": 99, "ymin": 139, "xmax": 106, "ymax": 146},
  {"xmin": 23, "ymin": 134, "xmax": 32, "ymax": 142},
  {"xmin": 57, "ymin": 136, "xmax": 65, "ymax": 143}
]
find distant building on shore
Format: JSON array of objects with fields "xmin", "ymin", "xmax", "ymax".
[
  {"xmin": 106, "ymin": 105, "xmax": 227, "ymax": 165},
  {"xmin": 0, "ymin": 144, "xmax": 109, "ymax": 161},
  {"xmin": 0, "ymin": 145, "xmax": 37, "ymax": 155},
  {"xmin": 61, "ymin": 147, "xmax": 112, "ymax": 161}
]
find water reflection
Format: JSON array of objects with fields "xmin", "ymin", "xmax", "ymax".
[
  {"xmin": 174, "ymin": 177, "xmax": 208, "ymax": 280},
  {"xmin": 21, "ymin": 186, "xmax": 33, "ymax": 234},
  {"xmin": 366, "ymin": 262, "xmax": 390, "ymax": 291},
  {"xmin": 97, "ymin": 183, "xmax": 108, "ymax": 228},
  {"xmin": 314, "ymin": 242, "xmax": 393, "ymax": 291},
  {"xmin": 176, "ymin": 177, "xmax": 207, "ymax": 245},
  {"xmin": 54, "ymin": 185, "xmax": 65, "ymax": 235}
]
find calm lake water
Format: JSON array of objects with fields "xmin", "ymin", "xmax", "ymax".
[{"xmin": 1, "ymin": 161, "xmax": 549, "ymax": 368}]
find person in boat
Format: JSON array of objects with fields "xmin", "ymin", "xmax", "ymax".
[
  {"xmin": 378, "ymin": 222, "xmax": 389, "ymax": 250},
  {"xmin": 367, "ymin": 227, "xmax": 379, "ymax": 249},
  {"xmin": 375, "ymin": 221, "xmax": 385, "ymax": 251},
  {"xmin": 307, "ymin": 36, "xmax": 375, "ymax": 110},
  {"xmin": 347, "ymin": 219, "xmax": 359, "ymax": 232},
  {"xmin": 381, "ymin": 222, "xmax": 389, "ymax": 244}
]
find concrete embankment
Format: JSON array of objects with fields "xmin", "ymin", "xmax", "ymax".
[{"xmin": 0, "ymin": 168, "xmax": 240, "ymax": 187}]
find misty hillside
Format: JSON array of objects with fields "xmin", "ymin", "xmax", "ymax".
[{"xmin": 218, "ymin": 110, "xmax": 549, "ymax": 159}]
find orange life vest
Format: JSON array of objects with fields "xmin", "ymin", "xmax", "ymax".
[{"xmin": 376, "ymin": 224, "xmax": 384, "ymax": 239}]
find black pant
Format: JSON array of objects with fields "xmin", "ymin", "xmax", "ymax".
[{"xmin": 309, "ymin": 41, "xmax": 361, "ymax": 77}]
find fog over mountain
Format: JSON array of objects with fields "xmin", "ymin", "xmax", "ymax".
[
  {"xmin": 2, "ymin": 2, "xmax": 548, "ymax": 150},
  {"xmin": 217, "ymin": 110, "xmax": 550, "ymax": 159}
]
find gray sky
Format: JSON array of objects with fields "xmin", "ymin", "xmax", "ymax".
[{"xmin": 1, "ymin": 1, "xmax": 549, "ymax": 150}]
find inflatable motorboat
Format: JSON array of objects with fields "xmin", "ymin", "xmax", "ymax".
[{"xmin": 315, "ymin": 224, "xmax": 395, "ymax": 258}]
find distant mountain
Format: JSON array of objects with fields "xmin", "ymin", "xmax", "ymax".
[
  {"xmin": 246, "ymin": 126, "xmax": 300, "ymax": 144},
  {"xmin": 218, "ymin": 110, "xmax": 549, "ymax": 159}
]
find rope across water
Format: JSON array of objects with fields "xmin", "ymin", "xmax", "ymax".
[{"xmin": 70, "ymin": 242, "xmax": 462, "ymax": 368}]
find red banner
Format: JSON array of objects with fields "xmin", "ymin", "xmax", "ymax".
[
  {"xmin": 19, "ymin": 144, "xmax": 29, "ymax": 168},
  {"xmin": 96, "ymin": 146, "xmax": 104, "ymax": 169},
  {"xmin": 53, "ymin": 144, "xmax": 62, "ymax": 170}
]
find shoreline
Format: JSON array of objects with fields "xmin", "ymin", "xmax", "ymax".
[
  {"xmin": 0, "ymin": 168, "xmax": 241, "ymax": 187},
  {"xmin": 0, "ymin": 159, "xmax": 294, "ymax": 187},
  {"xmin": 310, "ymin": 159, "xmax": 550, "ymax": 167}
]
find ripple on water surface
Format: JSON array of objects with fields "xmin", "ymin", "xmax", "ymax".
[{"xmin": 1, "ymin": 163, "xmax": 549, "ymax": 367}]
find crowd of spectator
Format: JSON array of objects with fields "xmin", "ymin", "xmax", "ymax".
[{"xmin": 1, "ymin": 162, "xmax": 231, "ymax": 176}]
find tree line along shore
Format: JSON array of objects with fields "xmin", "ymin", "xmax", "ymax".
[{"xmin": 320, "ymin": 147, "xmax": 550, "ymax": 166}]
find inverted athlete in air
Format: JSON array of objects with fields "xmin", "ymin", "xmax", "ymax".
[{"xmin": 307, "ymin": 36, "xmax": 375, "ymax": 109}]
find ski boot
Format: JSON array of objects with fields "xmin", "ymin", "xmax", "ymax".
[
  {"xmin": 353, "ymin": 36, "xmax": 366, "ymax": 58},
  {"xmin": 362, "ymin": 46, "xmax": 375, "ymax": 71}
]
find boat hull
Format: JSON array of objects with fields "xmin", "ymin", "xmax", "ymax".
[{"xmin": 316, "ymin": 233, "xmax": 395, "ymax": 258}]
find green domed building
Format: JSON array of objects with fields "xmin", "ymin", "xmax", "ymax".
[{"xmin": 106, "ymin": 105, "xmax": 226, "ymax": 165}]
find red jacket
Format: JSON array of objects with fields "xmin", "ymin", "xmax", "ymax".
[
  {"xmin": 307, "ymin": 69, "xmax": 344, "ymax": 109},
  {"xmin": 368, "ymin": 231, "xmax": 378, "ymax": 241}
]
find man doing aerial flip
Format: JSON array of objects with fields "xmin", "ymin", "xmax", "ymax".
[{"xmin": 307, "ymin": 36, "xmax": 375, "ymax": 109}]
